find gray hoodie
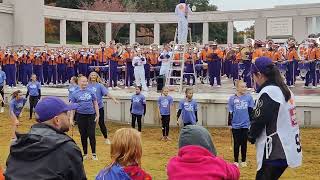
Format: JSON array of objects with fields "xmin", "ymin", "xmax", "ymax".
[{"xmin": 178, "ymin": 125, "xmax": 217, "ymax": 155}]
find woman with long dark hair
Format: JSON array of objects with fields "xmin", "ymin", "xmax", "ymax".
[
  {"xmin": 9, "ymin": 90, "xmax": 27, "ymax": 140},
  {"xmin": 249, "ymin": 57, "xmax": 302, "ymax": 180}
]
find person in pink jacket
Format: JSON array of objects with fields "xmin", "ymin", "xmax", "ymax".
[{"xmin": 167, "ymin": 125, "xmax": 240, "ymax": 180}]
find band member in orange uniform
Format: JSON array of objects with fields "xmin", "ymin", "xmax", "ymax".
[
  {"xmin": 146, "ymin": 47, "xmax": 159, "ymax": 87},
  {"xmin": 47, "ymin": 52, "xmax": 57, "ymax": 85},
  {"xmin": 206, "ymin": 41, "xmax": 223, "ymax": 87},
  {"xmin": 123, "ymin": 45, "xmax": 135, "ymax": 88},
  {"xmin": 4, "ymin": 49, "xmax": 17, "ymax": 87},
  {"xmin": 287, "ymin": 43, "xmax": 299, "ymax": 87},
  {"xmin": 107, "ymin": 41, "xmax": 120, "ymax": 89}
]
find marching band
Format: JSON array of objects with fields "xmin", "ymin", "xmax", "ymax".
[{"xmin": 0, "ymin": 37, "xmax": 320, "ymax": 90}]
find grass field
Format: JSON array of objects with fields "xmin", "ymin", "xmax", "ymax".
[{"xmin": 0, "ymin": 109, "xmax": 320, "ymax": 180}]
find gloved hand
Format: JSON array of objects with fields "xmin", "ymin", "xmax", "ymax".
[
  {"xmin": 141, "ymin": 58, "xmax": 145, "ymax": 61},
  {"xmin": 165, "ymin": 54, "xmax": 170, "ymax": 59},
  {"xmin": 160, "ymin": 55, "xmax": 164, "ymax": 59},
  {"xmin": 134, "ymin": 62, "xmax": 138, "ymax": 66}
]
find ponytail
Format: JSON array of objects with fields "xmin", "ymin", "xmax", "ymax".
[
  {"xmin": 263, "ymin": 64, "xmax": 291, "ymax": 102},
  {"xmin": 11, "ymin": 90, "xmax": 22, "ymax": 100}
]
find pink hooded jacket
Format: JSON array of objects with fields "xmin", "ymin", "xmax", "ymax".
[{"xmin": 167, "ymin": 145, "xmax": 240, "ymax": 180}]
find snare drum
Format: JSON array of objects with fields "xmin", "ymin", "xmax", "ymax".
[
  {"xmin": 298, "ymin": 61, "xmax": 310, "ymax": 78},
  {"xmin": 276, "ymin": 61, "xmax": 288, "ymax": 77}
]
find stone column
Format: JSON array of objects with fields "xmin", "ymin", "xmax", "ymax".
[
  {"xmin": 82, "ymin": 21, "xmax": 88, "ymax": 46},
  {"xmin": 11, "ymin": 0, "xmax": 45, "ymax": 46},
  {"xmin": 60, "ymin": 19, "xmax": 66, "ymax": 45},
  {"xmin": 227, "ymin": 21, "xmax": 234, "ymax": 44},
  {"xmin": 105, "ymin": 22, "xmax": 112, "ymax": 43},
  {"xmin": 312, "ymin": 17, "xmax": 317, "ymax": 34},
  {"xmin": 154, "ymin": 23, "xmax": 160, "ymax": 44},
  {"xmin": 254, "ymin": 17, "xmax": 267, "ymax": 41},
  {"xmin": 202, "ymin": 22, "xmax": 209, "ymax": 44},
  {"xmin": 293, "ymin": 16, "xmax": 307, "ymax": 43},
  {"xmin": 130, "ymin": 23, "xmax": 136, "ymax": 45}
]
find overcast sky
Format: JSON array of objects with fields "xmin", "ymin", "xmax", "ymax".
[{"xmin": 209, "ymin": 0, "xmax": 320, "ymax": 31}]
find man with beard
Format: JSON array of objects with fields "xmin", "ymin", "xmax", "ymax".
[{"xmin": 5, "ymin": 96, "xmax": 87, "ymax": 180}]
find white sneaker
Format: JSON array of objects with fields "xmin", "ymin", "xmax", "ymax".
[
  {"xmin": 312, "ymin": 86, "xmax": 317, "ymax": 89},
  {"xmin": 13, "ymin": 86, "xmax": 17, "ymax": 89},
  {"xmin": 83, "ymin": 154, "xmax": 88, "ymax": 160},
  {"xmin": 289, "ymin": 85, "xmax": 295, "ymax": 88},
  {"xmin": 240, "ymin": 162, "xmax": 247, "ymax": 167},
  {"xmin": 92, "ymin": 154, "xmax": 98, "ymax": 161},
  {"xmin": 148, "ymin": 86, "xmax": 152, "ymax": 88},
  {"xmin": 234, "ymin": 162, "xmax": 239, "ymax": 167},
  {"xmin": 217, "ymin": 85, "xmax": 221, "ymax": 88},
  {"xmin": 125, "ymin": 86, "xmax": 128, "ymax": 89},
  {"xmin": 130, "ymin": 86, "xmax": 135, "ymax": 89},
  {"xmin": 247, "ymin": 88, "xmax": 252, "ymax": 91},
  {"xmin": 113, "ymin": 87, "xmax": 121, "ymax": 90},
  {"xmin": 108, "ymin": 87, "xmax": 113, "ymax": 90},
  {"xmin": 105, "ymin": 139, "xmax": 111, "ymax": 145},
  {"xmin": 0, "ymin": 107, "xmax": 4, "ymax": 113}
]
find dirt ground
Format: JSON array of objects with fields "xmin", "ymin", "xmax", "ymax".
[{"xmin": 0, "ymin": 110, "xmax": 319, "ymax": 180}]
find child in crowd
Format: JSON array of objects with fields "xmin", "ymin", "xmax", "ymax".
[
  {"xmin": 130, "ymin": 86, "xmax": 146, "ymax": 132},
  {"xmin": 228, "ymin": 80, "xmax": 254, "ymax": 167},
  {"xmin": 9, "ymin": 90, "xmax": 27, "ymax": 140},
  {"xmin": 96, "ymin": 128, "xmax": 152, "ymax": 180},
  {"xmin": 157, "ymin": 86, "xmax": 173, "ymax": 141},
  {"xmin": 68, "ymin": 76, "xmax": 79, "ymax": 102},
  {"xmin": 177, "ymin": 88, "xmax": 198, "ymax": 126},
  {"xmin": 167, "ymin": 125, "xmax": 240, "ymax": 179},
  {"xmin": 26, "ymin": 74, "xmax": 41, "ymax": 119}
]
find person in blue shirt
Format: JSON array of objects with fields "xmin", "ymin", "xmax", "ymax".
[
  {"xmin": 157, "ymin": 86, "xmax": 173, "ymax": 141},
  {"xmin": 25, "ymin": 74, "xmax": 41, "ymax": 119},
  {"xmin": 68, "ymin": 76, "xmax": 79, "ymax": 102},
  {"xmin": 0, "ymin": 66, "xmax": 6, "ymax": 113},
  {"xmin": 88, "ymin": 72, "xmax": 119, "ymax": 144},
  {"xmin": 130, "ymin": 86, "xmax": 146, "ymax": 132},
  {"xmin": 228, "ymin": 80, "xmax": 254, "ymax": 167},
  {"xmin": 70, "ymin": 75, "xmax": 100, "ymax": 161},
  {"xmin": 9, "ymin": 90, "xmax": 27, "ymax": 140},
  {"xmin": 177, "ymin": 88, "xmax": 198, "ymax": 126}
]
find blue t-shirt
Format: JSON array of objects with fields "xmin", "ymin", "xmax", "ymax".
[
  {"xmin": 9, "ymin": 98, "xmax": 27, "ymax": 117},
  {"xmin": 0, "ymin": 70, "xmax": 6, "ymax": 86},
  {"xmin": 71, "ymin": 89, "xmax": 97, "ymax": 115},
  {"xmin": 131, "ymin": 94, "xmax": 146, "ymax": 115},
  {"xmin": 158, "ymin": 95, "xmax": 173, "ymax": 115},
  {"xmin": 87, "ymin": 83, "xmax": 109, "ymax": 109},
  {"xmin": 27, "ymin": 81, "xmax": 41, "ymax": 96},
  {"xmin": 68, "ymin": 84, "xmax": 79, "ymax": 100},
  {"xmin": 178, "ymin": 99, "xmax": 198, "ymax": 124},
  {"xmin": 228, "ymin": 93, "xmax": 254, "ymax": 129}
]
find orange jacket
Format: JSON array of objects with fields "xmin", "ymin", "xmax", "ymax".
[
  {"xmin": 264, "ymin": 51, "xmax": 273, "ymax": 59},
  {"xmin": 3, "ymin": 53, "xmax": 17, "ymax": 65},
  {"xmin": 287, "ymin": 50, "xmax": 298, "ymax": 61},
  {"xmin": 272, "ymin": 52, "xmax": 281, "ymax": 62},
  {"xmin": 206, "ymin": 48, "xmax": 223, "ymax": 61},
  {"xmin": 22, "ymin": 53, "xmax": 34, "ymax": 64},
  {"xmin": 317, "ymin": 48, "xmax": 320, "ymax": 59},
  {"xmin": 252, "ymin": 48, "xmax": 263, "ymax": 61},
  {"xmin": 184, "ymin": 53, "xmax": 195, "ymax": 64},
  {"xmin": 147, "ymin": 53, "xmax": 159, "ymax": 65},
  {"xmin": 33, "ymin": 55, "xmax": 44, "ymax": 65},
  {"xmin": 97, "ymin": 49, "xmax": 108, "ymax": 63},
  {"xmin": 56, "ymin": 55, "xmax": 65, "ymax": 64},
  {"xmin": 236, "ymin": 52, "xmax": 241, "ymax": 62},
  {"xmin": 106, "ymin": 47, "xmax": 117, "ymax": 62},
  {"xmin": 307, "ymin": 48, "xmax": 317, "ymax": 60},
  {"xmin": 0, "ymin": 166, "xmax": 5, "ymax": 180},
  {"xmin": 200, "ymin": 49, "xmax": 207, "ymax": 61}
]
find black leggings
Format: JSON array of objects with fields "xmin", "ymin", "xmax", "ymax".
[
  {"xmin": 161, "ymin": 115, "xmax": 170, "ymax": 136},
  {"xmin": 76, "ymin": 113, "xmax": 96, "ymax": 155},
  {"xmin": 131, "ymin": 114, "xmax": 142, "ymax": 132},
  {"xmin": 29, "ymin": 96, "xmax": 39, "ymax": 119},
  {"xmin": 98, "ymin": 107, "xmax": 108, "ymax": 138},
  {"xmin": 232, "ymin": 128, "xmax": 248, "ymax": 162},
  {"xmin": 0, "ymin": 86, "xmax": 4, "ymax": 107},
  {"xmin": 256, "ymin": 163, "xmax": 287, "ymax": 180}
]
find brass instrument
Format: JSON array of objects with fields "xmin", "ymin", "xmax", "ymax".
[
  {"xmin": 240, "ymin": 47, "xmax": 252, "ymax": 60},
  {"xmin": 115, "ymin": 43, "xmax": 124, "ymax": 57},
  {"xmin": 225, "ymin": 48, "xmax": 237, "ymax": 60}
]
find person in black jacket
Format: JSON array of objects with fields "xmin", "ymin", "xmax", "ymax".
[{"xmin": 5, "ymin": 96, "xmax": 87, "ymax": 180}]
